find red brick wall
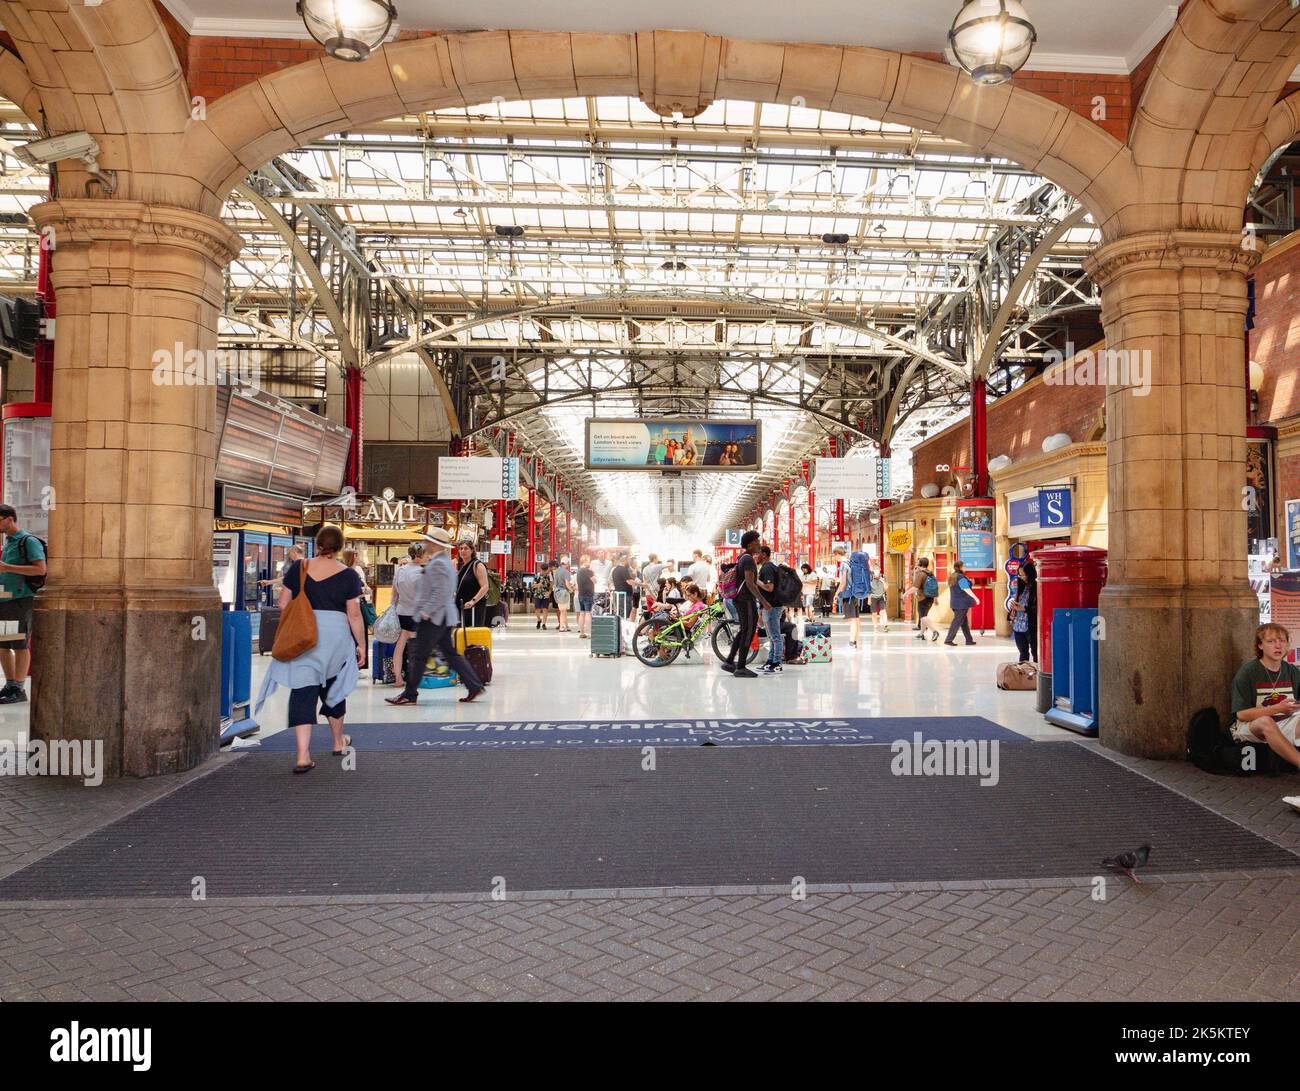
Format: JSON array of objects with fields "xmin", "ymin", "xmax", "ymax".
[
  {"xmin": 187, "ymin": 37, "xmax": 326, "ymax": 102},
  {"xmin": 1278, "ymin": 450, "xmax": 1300, "ymax": 508},
  {"xmin": 154, "ymin": 1, "xmax": 190, "ymax": 81},
  {"xmin": 910, "ymin": 350, "xmax": 1107, "ymax": 493},
  {"xmin": 1250, "ymin": 237, "xmax": 1300, "ymax": 426}
]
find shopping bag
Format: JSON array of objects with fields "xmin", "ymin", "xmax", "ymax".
[{"xmin": 373, "ymin": 603, "xmax": 401, "ymax": 644}]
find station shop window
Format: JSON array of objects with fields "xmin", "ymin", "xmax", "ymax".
[{"xmin": 934, "ymin": 518, "xmax": 951, "ymax": 549}]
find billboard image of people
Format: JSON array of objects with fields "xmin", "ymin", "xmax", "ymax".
[{"xmin": 586, "ymin": 419, "xmax": 762, "ymax": 471}]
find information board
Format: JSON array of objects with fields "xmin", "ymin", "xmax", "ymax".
[
  {"xmin": 814, "ymin": 458, "xmax": 874, "ymax": 501},
  {"xmin": 437, "ymin": 457, "xmax": 520, "ymax": 500}
]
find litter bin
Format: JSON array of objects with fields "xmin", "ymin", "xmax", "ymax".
[
  {"xmin": 1045, "ymin": 608, "xmax": 1100, "ymax": 735},
  {"xmin": 1032, "ymin": 545, "xmax": 1107, "ymax": 714}
]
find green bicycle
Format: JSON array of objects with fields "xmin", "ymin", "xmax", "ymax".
[{"xmin": 632, "ymin": 600, "xmax": 764, "ymax": 667}]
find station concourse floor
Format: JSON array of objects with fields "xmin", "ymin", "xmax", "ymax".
[{"xmin": 0, "ymin": 617, "xmax": 1297, "ymax": 1002}]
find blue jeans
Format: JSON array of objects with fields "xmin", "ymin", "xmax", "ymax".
[{"xmin": 763, "ymin": 606, "xmax": 784, "ymax": 665}]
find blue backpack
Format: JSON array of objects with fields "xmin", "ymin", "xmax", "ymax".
[{"xmin": 847, "ymin": 551, "xmax": 871, "ymax": 599}]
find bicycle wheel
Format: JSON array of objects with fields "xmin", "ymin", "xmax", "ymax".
[
  {"xmin": 711, "ymin": 621, "xmax": 760, "ymax": 666},
  {"xmin": 633, "ymin": 619, "xmax": 681, "ymax": 666}
]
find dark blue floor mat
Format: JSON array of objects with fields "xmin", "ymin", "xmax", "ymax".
[{"xmin": 245, "ymin": 715, "xmax": 1025, "ymax": 751}]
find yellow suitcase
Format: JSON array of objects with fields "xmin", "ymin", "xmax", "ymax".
[{"xmin": 454, "ymin": 625, "xmax": 493, "ymax": 655}]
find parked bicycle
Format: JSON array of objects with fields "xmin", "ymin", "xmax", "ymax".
[{"xmin": 630, "ymin": 599, "xmax": 765, "ymax": 667}]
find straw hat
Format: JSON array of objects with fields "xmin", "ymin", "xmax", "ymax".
[{"xmin": 422, "ymin": 527, "xmax": 455, "ymax": 549}]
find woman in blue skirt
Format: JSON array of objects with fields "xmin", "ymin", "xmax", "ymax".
[{"xmin": 256, "ymin": 524, "xmax": 366, "ymax": 773}]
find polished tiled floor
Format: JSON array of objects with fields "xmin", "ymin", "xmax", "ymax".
[{"xmin": 239, "ymin": 615, "xmax": 1073, "ymax": 745}]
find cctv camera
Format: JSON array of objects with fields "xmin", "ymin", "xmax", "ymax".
[{"xmin": 14, "ymin": 131, "xmax": 100, "ymax": 168}]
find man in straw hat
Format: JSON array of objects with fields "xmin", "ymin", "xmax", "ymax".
[{"xmin": 385, "ymin": 527, "xmax": 486, "ymax": 705}]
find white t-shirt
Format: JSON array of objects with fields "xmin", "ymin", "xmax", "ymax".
[
  {"xmin": 590, "ymin": 558, "xmax": 613, "ymax": 593},
  {"xmin": 687, "ymin": 560, "xmax": 711, "ymax": 588},
  {"xmin": 393, "ymin": 562, "xmax": 425, "ymax": 616}
]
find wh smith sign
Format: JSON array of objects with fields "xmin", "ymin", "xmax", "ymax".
[{"xmin": 1007, "ymin": 485, "xmax": 1073, "ymax": 538}]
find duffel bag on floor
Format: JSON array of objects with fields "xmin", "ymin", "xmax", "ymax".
[
  {"xmin": 996, "ymin": 661, "xmax": 1037, "ymax": 690},
  {"xmin": 805, "ymin": 622, "xmax": 830, "ymax": 638}
]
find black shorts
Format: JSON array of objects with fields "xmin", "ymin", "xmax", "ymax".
[
  {"xmin": 840, "ymin": 596, "xmax": 861, "ymax": 618},
  {"xmin": 0, "ymin": 596, "xmax": 35, "ymax": 650},
  {"xmin": 287, "ymin": 678, "xmax": 346, "ymax": 727},
  {"xmin": 397, "ymin": 614, "xmax": 417, "ymax": 633},
  {"xmin": 534, "ymin": 597, "xmax": 551, "ymax": 610}
]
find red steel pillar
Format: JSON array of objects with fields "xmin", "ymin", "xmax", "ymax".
[
  {"xmin": 877, "ymin": 442, "xmax": 892, "ymax": 574},
  {"xmin": 785, "ymin": 480, "xmax": 794, "ymax": 563},
  {"xmin": 343, "ymin": 366, "xmax": 363, "ymax": 489},
  {"xmin": 830, "ymin": 437, "xmax": 845, "ymax": 542},
  {"xmin": 548, "ymin": 477, "xmax": 556, "ymax": 562},
  {"xmin": 971, "ymin": 376, "xmax": 989, "ymax": 497},
  {"xmin": 526, "ymin": 459, "xmax": 537, "ymax": 573},
  {"xmin": 565, "ymin": 488, "xmax": 572, "ymax": 557},
  {"xmin": 33, "ymin": 176, "xmax": 55, "ymax": 402}
]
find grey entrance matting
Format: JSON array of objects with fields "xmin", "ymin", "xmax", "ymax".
[{"xmin": 0, "ymin": 743, "xmax": 1295, "ymax": 898}]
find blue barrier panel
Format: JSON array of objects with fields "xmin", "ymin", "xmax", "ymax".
[
  {"xmin": 229, "ymin": 610, "xmax": 252, "ymax": 707},
  {"xmin": 1046, "ymin": 608, "xmax": 1099, "ymax": 736},
  {"xmin": 219, "ymin": 612, "xmax": 236, "ymax": 720}
]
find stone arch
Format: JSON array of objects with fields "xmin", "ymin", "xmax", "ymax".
[
  {"xmin": 0, "ymin": 0, "xmax": 194, "ymax": 202},
  {"xmin": 0, "ymin": 46, "xmax": 43, "ymax": 128},
  {"xmin": 1127, "ymin": 0, "xmax": 1300, "ymax": 236},
  {"xmin": 185, "ymin": 30, "xmax": 1132, "ymax": 233}
]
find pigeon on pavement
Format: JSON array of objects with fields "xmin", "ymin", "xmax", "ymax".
[{"xmin": 1101, "ymin": 843, "xmax": 1151, "ymax": 883}]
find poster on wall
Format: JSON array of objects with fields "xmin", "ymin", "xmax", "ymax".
[
  {"xmin": 1270, "ymin": 569, "xmax": 1300, "ymax": 661},
  {"xmin": 1286, "ymin": 499, "xmax": 1300, "ymax": 570},
  {"xmin": 437, "ymin": 457, "xmax": 519, "ymax": 500},
  {"xmin": 212, "ymin": 531, "xmax": 238, "ymax": 605},
  {"xmin": 1246, "ymin": 438, "xmax": 1273, "ymax": 550},
  {"xmin": 586, "ymin": 419, "xmax": 761, "ymax": 471},
  {"xmin": 955, "ymin": 501, "xmax": 996, "ymax": 572}
]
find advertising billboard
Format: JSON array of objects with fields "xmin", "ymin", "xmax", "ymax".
[{"xmin": 585, "ymin": 419, "xmax": 761, "ymax": 471}]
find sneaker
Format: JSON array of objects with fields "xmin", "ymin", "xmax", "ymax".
[
  {"xmin": 0, "ymin": 684, "xmax": 26, "ymax": 704},
  {"xmin": 719, "ymin": 662, "xmax": 736, "ymax": 673},
  {"xmin": 733, "ymin": 667, "xmax": 758, "ymax": 678},
  {"xmin": 759, "ymin": 663, "xmax": 777, "ymax": 674}
]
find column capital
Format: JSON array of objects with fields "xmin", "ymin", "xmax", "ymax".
[
  {"xmin": 28, "ymin": 199, "xmax": 243, "ymax": 268},
  {"xmin": 1084, "ymin": 229, "xmax": 1262, "ymax": 289}
]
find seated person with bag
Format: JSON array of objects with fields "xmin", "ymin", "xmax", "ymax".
[{"xmin": 1229, "ymin": 623, "xmax": 1300, "ymax": 802}]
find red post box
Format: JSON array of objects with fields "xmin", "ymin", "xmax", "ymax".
[{"xmin": 1031, "ymin": 545, "xmax": 1108, "ymax": 713}]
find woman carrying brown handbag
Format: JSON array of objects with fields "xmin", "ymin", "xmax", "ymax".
[{"xmin": 255, "ymin": 525, "xmax": 366, "ymax": 774}]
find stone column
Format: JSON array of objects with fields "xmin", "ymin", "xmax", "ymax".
[
  {"xmin": 28, "ymin": 200, "xmax": 243, "ymax": 778},
  {"xmin": 1085, "ymin": 231, "xmax": 1260, "ymax": 759}
]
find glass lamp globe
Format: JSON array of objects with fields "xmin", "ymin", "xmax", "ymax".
[
  {"xmin": 297, "ymin": 0, "xmax": 397, "ymax": 62},
  {"xmin": 947, "ymin": 0, "xmax": 1037, "ymax": 85}
]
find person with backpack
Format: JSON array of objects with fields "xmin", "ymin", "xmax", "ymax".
[
  {"xmin": 1228, "ymin": 623, "xmax": 1300, "ymax": 773},
  {"xmin": 391, "ymin": 542, "xmax": 427, "ymax": 687},
  {"xmin": 720, "ymin": 529, "xmax": 767, "ymax": 679},
  {"xmin": 1017, "ymin": 558, "xmax": 1038, "ymax": 663},
  {"xmin": 0, "ymin": 504, "xmax": 46, "ymax": 704},
  {"xmin": 912, "ymin": 557, "xmax": 939, "ymax": 642},
  {"xmin": 755, "ymin": 545, "xmax": 784, "ymax": 675},
  {"xmin": 868, "ymin": 564, "xmax": 889, "ymax": 632},
  {"xmin": 836, "ymin": 547, "xmax": 871, "ymax": 650},
  {"xmin": 944, "ymin": 560, "xmax": 978, "ymax": 646}
]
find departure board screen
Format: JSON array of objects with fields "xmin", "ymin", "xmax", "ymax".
[{"xmin": 214, "ymin": 385, "xmax": 351, "ymax": 499}]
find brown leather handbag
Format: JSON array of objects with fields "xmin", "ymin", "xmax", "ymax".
[{"xmin": 271, "ymin": 561, "xmax": 318, "ymax": 661}]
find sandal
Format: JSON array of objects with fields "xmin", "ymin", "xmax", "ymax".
[
  {"xmin": 333, "ymin": 735, "xmax": 352, "ymax": 757},
  {"xmin": 292, "ymin": 761, "xmax": 316, "ymax": 775}
]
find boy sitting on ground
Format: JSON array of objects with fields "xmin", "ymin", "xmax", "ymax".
[{"xmin": 1229, "ymin": 623, "xmax": 1300, "ymax": 811}]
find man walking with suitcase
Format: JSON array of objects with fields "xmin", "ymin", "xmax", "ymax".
[{"xmin": 385, "ymin": 528, "xmax": 485, "ymax": 706}]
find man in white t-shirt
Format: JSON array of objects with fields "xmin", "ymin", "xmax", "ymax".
[
  {"xmin": 589, "ymin": 549, "xmax": 613, "ymax": 611},
  {"xmin": 687, "ymin": 549, "xmax": 711, "ymax": 591},
  {"xmin": 702, "ymin": 555, "xmax": 717, "ymax": 595}
]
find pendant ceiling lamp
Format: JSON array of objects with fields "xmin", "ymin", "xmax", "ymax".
[
  {"xmin": 946, "ymin": 0, "xmax": 1036, "ymax": 85},
  {"xmin": 297, "ymin": 0, "xmax": 397, "ymax": 62}
]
